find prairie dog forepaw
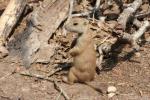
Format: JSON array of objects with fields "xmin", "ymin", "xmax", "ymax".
[
  {"xmin": 62, "ymin": 76, "xmax": 73, "ymax": 85},
  {"xmin": 62, "ymin": 76, "xmax": 69, "ymax": 83},
  {"xmin": 69, "ymin": 49, "xmax": 76, "ymax": 56}
]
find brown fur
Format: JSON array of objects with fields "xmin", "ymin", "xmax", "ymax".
[{"xmin": 63, "ymin": 18, "xmax": 96, "ymax": 84}]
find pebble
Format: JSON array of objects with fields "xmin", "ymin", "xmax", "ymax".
[
  {"xmin": 107, "ymin": 86, "xmax": 117, "ymax": 98},
  {"xmin": 108, "ymin": 93, "xmax": 116, "ymax": 98},
  {"xmin": 107, "ymin": 86, "xmax": 117, "ymax": 93},
  {"xmin": 134, "ymin": 52, "xmax": 141, "ymax": 57}
]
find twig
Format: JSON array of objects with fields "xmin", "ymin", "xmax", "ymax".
[
  {"xmin": 19, "ymin": 71, "xmax": 70, "ymax": 99},
  {"xmin": 47, "ymin": 67, "xmax": 64, "ymax": 77},
  {"xmin": 68, "ymin": 0, "xmax": 74, "ymax": 20},
  {"xmin": 117, "ymin": 0, "xmax": 142, "ymax": 30},
  {"xmin": 47, "ymin": 68, "xmax": 63, "ymax": 77},
  {"xmin": 71, "ymin": 11, "xmax": 91, "ymax": 17},
  {"xmin": 54, "ymin": 81, "xmax": 70, "ymax": 100},
  {"xmin": 95, "ymin": 0, "xmax": 101, "ymax": 10},
  {"xmin": 135, "ymin": 11, "xmax": 150, "ymax": 18},
  {"xmin": 131, "ymin": 20, "xmax": 149, "ymax": 50},
  {"xmin": 97, "ymin": 46, "xmax": 104, "ymax": 70},
  {"xmin": 56, "ymin": 91, "xmax": 62, "ymax": 100},
  {"xmin": 96, "ymin": 36, "xmax": 114, "ymax": 70},
  {"xmin": 92, "ymin": 0, "xmax": 101, "ymax": 21},
  {"xmin": 132, "ymin": 20, "xmax": 150, "ymax": 41},
  {"xmin": 47, "ymin": 60, "xmax": 71, "ymax": 77},
  {"xmin": 19, "ymin": 70, "xmax": 55, "ymax": 82},
  {"xmin": 133, "ymin": 18, "xmax": 142, "ymax": 28},
  {"xmin": 120, "ymin": 20, "xmax": 150, "ymax": 50},
  {"xmin": 0, "ymin": 95, "xmax": 11, "ymax": 100},
  {"xmin": 69, "ymin": 0, "xmax": 101, "ymax": 19}
]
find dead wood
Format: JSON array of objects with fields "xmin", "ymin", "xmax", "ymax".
[
  {"xmin": 20, "ymin": 70, "xmax": 70, "ymax": 100},
  {"xmin": 0, "ymin": 0, "xmax": 26, "ymax": 58},
  {"xmin": 0, "ymin": 0, "xmax": 27, "ymax": 40},
  {"xmin": 19, "ymin": 70, "xmax": 55, "ymax": 82},
  {"xmin": 54, "ymin": 81, "xmax": 70, "ymax": 100},
  {"xmin": 21, "ymin": 0, "xmax": 69, "ymax": 67},
  {"xmin": 132, "ymin": 20, "xmax": 150, "ymax": 41},
  {"xmin": 131, "ymin": 20, "xmax": 150, "ymax": 50},
  {"xmin": 117, "ymin": 0, "xmax": 142, "ymax": 30}
]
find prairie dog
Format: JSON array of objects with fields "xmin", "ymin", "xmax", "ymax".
[{"xmin": 63, "ymin": 18, "xmax": 96, "ymax": 84}]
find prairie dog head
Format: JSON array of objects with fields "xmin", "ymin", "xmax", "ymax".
[{"xmin": 65, "ymin": 18, "xmax": 89, "ymax": 34}]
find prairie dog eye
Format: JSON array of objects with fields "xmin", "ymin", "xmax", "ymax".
[{"xmin": 73, "ymin": 22, "xmax": 78, "ymax": 26}]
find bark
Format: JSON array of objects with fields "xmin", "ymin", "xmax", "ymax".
[
  {"xmin": 0, "ymin": 0, "xmax": 26, "ymax": 44},
  {"xmin": 21, "ymin": 0, "xmax": 69, "ymax": 67},
  {"xmin": 0, "ymin": 0, "xmax": 26, "ymax": 58},
  {"xmin": 117, "ymin": 0, "xmax": 142, "ymax": 30}
]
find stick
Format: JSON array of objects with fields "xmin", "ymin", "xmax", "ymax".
[
  {"xmin": 54, "ymin": 81, "xmax": 70, "ymax": 100},
  {"xmin": 0, "ymin": 0, "xmax": 26, "ymax": 38},
  {"xmin": 19, "ymin": 70, "xmax": 55, "ymax": 82},
  {"xmin": 133, "ymin": 18, "xmax": 142, "ymax": 28},
  {"xmin": 95, "ymin": 0, "xmax": 101, "ymax": 10},
  {"xmin": 117, "ymin": 0, "xmax": 142, "ymax": 30},
  {"xmin": 120, "ymin": 20, "xmax": 150, "ymax": 50},
  {"xmin": 68, "ymin": 0, "xmax": 74, "ymax": 20},
  {"xmin": 135, "ymin": 11, "xmax": 150, "ymax": 18},
  {"xmin": 97, "ymin": 46, "xmax": 104, "ymax": 70},
  {"xmin": 132, "ymin": 20, "xmax": 150, "ymax": 41},
  {"xmin": 20, "ymin": 71, "xmax": 70, "ymax": 100},
  {"xmin": 47, "ymin": 68, "xmax": 63, "ymax": 77},
  {"xmin": 71, "ymin": 11, "xmax": 91, "ymax": 17},
  {"xmin": 0, "ymin": 0, "xmax": 26, "ymax": 58}
]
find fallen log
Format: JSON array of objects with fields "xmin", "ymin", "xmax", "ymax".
[
  {"xmin": 21, "ymin": 0, "xmax": 69, "ymax": 67},
  {"xmin": 0, "ymin": 0, "xmax": 27, "ymax": 58}
]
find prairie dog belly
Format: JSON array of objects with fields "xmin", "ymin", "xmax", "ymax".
[{"xmin": 73, "ymin": 48, "xmax": 96, "ymax": 70}]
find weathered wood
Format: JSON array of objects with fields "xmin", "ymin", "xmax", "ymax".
[
  {"xmin": 117, "ymin": 0, "xmax": 142, "ymax": 30},
  {"xmin": 0, "ymin": 0, "xmax": 26, "ymax": 58},
  {"xmin": 132, "ymin": 21, "xmax": 150, "ymax": 41},
  {"xmin": 21, "ymin": 0, "xmax": 69, "ymax": 67},
  {"xmin": 0, "ymin": 0, "xmax": 27, "ymax": 43}
]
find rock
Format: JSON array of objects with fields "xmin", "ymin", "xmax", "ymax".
[
  {"xmin": 107, "ymin": 86, "xmax": 117, "ymax": 98},
  {"xmin": 107, "ymin": 86, "xmax": 117, "ymax": 93},
  {"xmin": 108, "ymin": 93, "xmax": 116, "ymax": 98},
  {"xmin": 134, "ymin": 52, "xmax": 141, "ymax": 57}
]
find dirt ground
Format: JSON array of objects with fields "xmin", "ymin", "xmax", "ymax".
[{"xmin": 0, "ymin": 0, "xmax": 150, "ymax": 100}]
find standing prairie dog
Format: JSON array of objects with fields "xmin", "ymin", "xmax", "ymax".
[{"xmin": 63, "ymin": 18, "xmax": 97, "ymax": 84}]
